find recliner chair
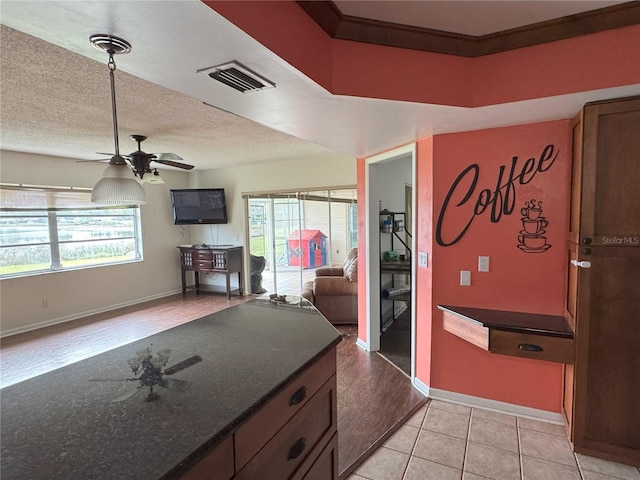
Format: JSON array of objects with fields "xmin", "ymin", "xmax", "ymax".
[{"xmin": 301, "ymin": 248, "xmax": 358, "ymax": 324}]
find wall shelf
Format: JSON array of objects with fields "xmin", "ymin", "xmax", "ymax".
[{"xmin": 438, "ymin": 305, "xmax": 574, "ymax": 364}]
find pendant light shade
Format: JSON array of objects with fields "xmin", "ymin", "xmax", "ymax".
[{"xmin": 91, "ymin": 161, "xmax": 146, "ymax": 205}]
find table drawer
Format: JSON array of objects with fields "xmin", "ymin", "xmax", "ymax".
[
  {"xmin": 235, "ymin": 349, "xmax": 336, "ymax": 470},
  {"xmin": 235, "ymin": 376, "xmax": 337, "ymax": 480},
  {"xmin": 489, "ymin": 330, "xmax": 574, "ymax": 364},
  {"xmin": 193, "ymin": 251, "xmax": 213, "ymax": 261},
  {"xmin": 194, "ymin": 260, "xmax": 214, "ymax": 269},
  {"xmin": 179, "ymin": 435, "xmax": 234, "ymax": 480}
]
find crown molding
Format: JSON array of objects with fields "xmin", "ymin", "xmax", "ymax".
[{"xmin": 298, "ymin": 1, "xmax": 640, "ymax": 57}]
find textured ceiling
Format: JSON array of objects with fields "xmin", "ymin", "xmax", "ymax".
[
  {"xmin": 0, "ymin": 25, "xmax": 350, "ymax": 170},
  {"xmin": 0, "ymin": 1, "xmax": 637, "ymax": 174}
]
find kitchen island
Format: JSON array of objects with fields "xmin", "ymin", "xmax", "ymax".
[{"xmin": 0, "ymin": 296, "xmax": 342, "ymax": 480}]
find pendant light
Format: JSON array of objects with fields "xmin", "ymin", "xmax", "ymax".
[{"xmin": 89, "ymin": 34, "xmax": 146, "ymax": 205}]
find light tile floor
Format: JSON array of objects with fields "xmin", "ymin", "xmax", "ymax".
[{"xmin": 348, "ymin": 399, "xmax": 640, "ymax": 480}]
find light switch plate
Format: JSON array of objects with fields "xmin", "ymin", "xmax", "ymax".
[
  {"xmin": 460, "ymin": 270, "xmax": 471, "ymax": 286},
  {"xmin": 418, "ymin": 252, "xmax": 428, "ymax": 267}
]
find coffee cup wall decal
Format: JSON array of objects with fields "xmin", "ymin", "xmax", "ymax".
[{"xmin": 518, "ymin": 199, "xmax": 551, "ymax": 253}]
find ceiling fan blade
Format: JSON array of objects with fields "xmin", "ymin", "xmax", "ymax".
[
  {"xmin": 76, "ymin": 159, "xmax": 109, "ymax": 164},
  {"xmin": 153, "ymin": 159, "xmax": 194, "ymax": 170},
  {"xmin": 155, "ymin": 153, "xmax": 183, "ymax": 161},
  {"xmin": 111, "ymin": 387, "xmax": 143, "ymax": 403},
  {"xmin": 164, "ymin": 355, "xmax": 202, "ymax": 375},
  {"xmin": 89, "ymin": 377, "xmax": 136, "ymax": 382},
  {"xmin": 162, "ymin": 377, "xmax": 192, "ymax": 392}
]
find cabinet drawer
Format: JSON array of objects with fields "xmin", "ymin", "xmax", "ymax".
[
  {"xmin": 489, "ymin": 330, "xmax": 574, "ymax": 364},
  {"xmin": 235, "ymin": 349, "xmax": 336, "ymax": 470},
  {"xmin": 193, "ymin": 251, "xmax": 213, "ymax": 261},
  {"xmin": 235, "ymin": 376, "xmax": 337, "ymax": 480},
  {"xmin": 194, "ymin": 260, "xmax": 214, "ymax": 269},
  {"xmin": 295, "ymin": 433, "xmax": 337, "ymax": 480},
  {"xmin": 179, "ymin": 435, "xmax": 234, "ymax": 480}
]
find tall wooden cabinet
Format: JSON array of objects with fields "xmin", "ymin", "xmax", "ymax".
[{"xmin": 564, "ymin": 96, "xmax": 640, "ymax": 466}]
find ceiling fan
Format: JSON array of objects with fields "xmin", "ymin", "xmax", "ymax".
[
  {"xmin": 92, "ymin": 134, "xmax": 195, "ymax": 180},
  {"xmin": 90, "ymin": 345, "xmax": 203, "ymax": 403}
]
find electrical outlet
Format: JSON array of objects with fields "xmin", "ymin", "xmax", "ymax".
[
  {"xmin": 478, "ymin": 256, "xmax": 490, "ymax": 272},
  {"xmin": 42, "ymin": 298, "xmax": 49, "ymax": 308},
  {"xmin": 460, "ymin": 270, "xmax": 471, "ymax": 286}
]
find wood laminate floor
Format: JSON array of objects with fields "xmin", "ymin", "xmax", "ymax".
[
  {"xmin": 378, "ymin": 309, "xmax": 412, "ymax": 377},
  {"xmin": 0, "ymin": 293, "xmax": 425, "ymax": 478}
]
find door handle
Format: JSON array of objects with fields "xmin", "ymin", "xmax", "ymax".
[{"xmin": 570, "ymin": 260, "xmax": 592, "ymax": 268}]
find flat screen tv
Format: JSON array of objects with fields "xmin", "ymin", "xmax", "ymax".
[{"xmin": 170, "ymin": 188, "xmax": 228, "ymax": 224}]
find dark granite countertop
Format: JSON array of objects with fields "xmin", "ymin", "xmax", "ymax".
[
  {"xmin": 438, "ymin": 305, "xmax": 573, "ymax": 338},
  {"xmin": 1, "ymin": 297, "xmax": 341, "ymax": 480}
]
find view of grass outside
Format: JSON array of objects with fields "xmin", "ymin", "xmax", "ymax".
[{"xmin": 0, "ymin": 208, "xmax": 141, "ymax": 277}]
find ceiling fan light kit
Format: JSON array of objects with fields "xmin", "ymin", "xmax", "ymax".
[
  {"xmin": 89, "ymin": 34, "xmax": 146, "ymax": 205},
  {"xmin": 92, "ymin": 162, "xmax": 147, "ymax": 205},
  {"xmin": 142, "ymin": 169, "xmax": 166, "ymax": 185}
]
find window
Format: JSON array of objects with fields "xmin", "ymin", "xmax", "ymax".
[{"xmin": 0, "ymin": 186, "xmax": 143, "ymax": 278}]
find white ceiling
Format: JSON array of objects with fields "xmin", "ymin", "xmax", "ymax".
[{"xmin": 0, "ymin": 1, "xmax": 638, "ymax": 173}]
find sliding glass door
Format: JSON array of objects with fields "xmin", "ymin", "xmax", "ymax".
[{"xmin": 245, "ymin": 187, "xmax": 356, "ymax": 296}]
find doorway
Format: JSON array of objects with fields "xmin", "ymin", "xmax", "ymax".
[
  {"xmin": 365, "ymin": 144, "xmax": 416, "ymax": 378},
  {"xmin": 244, "ymin": 188, "xmax": 357, "ymax": 296}
]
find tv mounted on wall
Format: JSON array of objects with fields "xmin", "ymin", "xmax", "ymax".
[{"xmin": 170, "ymin": 188, "xmax": 228, "ymax": 224}]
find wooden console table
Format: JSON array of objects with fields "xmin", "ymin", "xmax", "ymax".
[{"xmin": 178, "ymin": 245, "xmax": 244, "ymax": 299}]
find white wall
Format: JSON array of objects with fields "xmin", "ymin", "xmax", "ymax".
[
  {"xmin": 0, "ymin": 150, "xmax": 190, "ymax": 335},
  {"xmin": 189, "ymin": 155, "xmax": 357, "ymax": 286},
  {"xmin": 373, "ymin": 154, "xmax": 412, "ymax": 256},
  {"xmin": 0, "ymin": 151, "xmax": 355, "ymax": 334}
]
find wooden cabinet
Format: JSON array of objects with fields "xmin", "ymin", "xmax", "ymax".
[
  {"xmin": 179, "ymin": 246, "xmax": 243, "ymax": 299},
  {"xmin": 181, "ymin": 348, "xmax": 338, "ymax": 480},
  {"xmin": 564, "ymin": 96, "xmax": 640, "ymax": 466},
  {"xmin": 179, "ymin": 436, "xmax": 234, "ymax": 480}
]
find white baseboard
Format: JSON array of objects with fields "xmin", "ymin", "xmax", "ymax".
[
  {"xmin": 1, "ymin": 289, "xmax": 182, "ymax": 338},
  {"xmin": 427, "ymin": 387, "xmax": 565, "ymax": 424},
  {"xmin": 413, "ymin": 376, "xmax": 430, "ymax": 397},
  {"xmin": 355, "ymin": 338, "xmax": 369, "ymax": 351}
]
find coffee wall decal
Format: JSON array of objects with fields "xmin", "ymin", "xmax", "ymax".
[
  {"xmin": 517, "ymin": 199, "xmax": 551, "ymax": 253},
  {"xmin": 436, "ymin": 144, "xmax": 558, "ymax": 246}
]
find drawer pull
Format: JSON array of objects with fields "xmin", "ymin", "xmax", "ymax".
[
  {"xmin": 289, "ymin": 386, "xmax": 307, "ymax": 406},
  {"xmin": 287, "ymin": 437, "xmax": 306, "ymax": 461},
  {"xmin": 518, "ymin": 343, "xmax": 543, "ymax": 352}
]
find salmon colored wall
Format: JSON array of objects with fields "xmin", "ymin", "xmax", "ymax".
[
  {"xmin": 205, "ymin": 1, "xmax": 334, "ymax": 89},
  {"xmin": 415, "ymin": 137, "xmax": 435, "ymax": 383},
  {"xmin": 357, "ymin": 157, "xmax": 367, "ymax": 343},
  {"xmin": 205, "ymin": 1, "xmax": 640, "ymax": 107},
  {"xmin": 472, "ymin": 25, "xmax": 640, "ymax": 105},
  {"xmin": 425, "ymin": 120, "xmax": 572, "ymax": 411},
  {"xmin": 332, "ymin": 41, "xmax": 472, "ymax": 107}
]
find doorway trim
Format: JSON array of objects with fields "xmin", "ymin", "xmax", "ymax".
[{"xmin": 364, "ymin": 143, "xmax": 417, "ymax": 379}]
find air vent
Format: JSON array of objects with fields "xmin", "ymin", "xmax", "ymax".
[{"xmin": 197, "ymin": 61, "xmax": 275, "ymax": 93}]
